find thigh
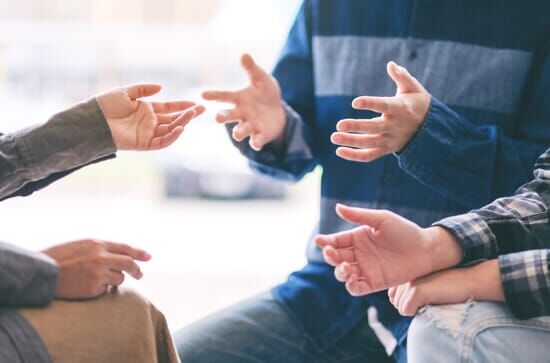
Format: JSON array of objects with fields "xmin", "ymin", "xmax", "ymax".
[
  {"xmin": 408, "ymin": 302, "xmax": 550, "ymax": 363},
  {"xmin": 20, "ymin": 288, "xmax": 179, "ymax": 363},
  {"xmin": 175, "ymin": 291, "xmax": 393, "ymax": 363},
  {"xmin": 175, "ymin": 291, "xmax": 317, "ymax": 363}
]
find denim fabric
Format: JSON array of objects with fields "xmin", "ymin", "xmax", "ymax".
[
  {"xmin": 175, "ymin": 291, "xmax": 406, "ymax": 363},
  {"xmin": 408, "ymin": 301, "xmax": 550, "ymax": 363}
]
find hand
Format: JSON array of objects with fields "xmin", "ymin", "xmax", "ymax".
[
  {"xmin": 315, "ymin": 204, "xmax": 463, "ymax": 296},
  {"xmin": 43, "ymin": 239, "xmax": 151, "ymax": 300},
  {"xmin": 388, "ymin": 260, "xmax": 504, "ymax": 316},
  {"xmin": 97, "ymin": 84, "xmax": 205, "ymax": 151},
  {"xmin": 203, "ymin": 54, "xmax": 286, "ymax": 151},
  {"xmin": 331, "ymin": 61, "xmax": 431, "ymax": 162}
]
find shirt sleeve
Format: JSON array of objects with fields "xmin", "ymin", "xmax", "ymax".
[
  {"xmin": 434, "ymin": 148, "xmax": 550, "ymax": 262},
  {"xmin": 397, "ymin": 47, "xmax": 550, "ymax": 209},
  {"xmin": 0, "ymin": 97, "xmax": 117, "ymax": 200},
  {"xmin": 0, "ymin": 241, "xmax": 58, "ymax": 306},
  {"xmin": 498, "ymin": 249, "xmax": 550, "ymax": 319},
  {"xmin": 227, "ymin": 0, "xmax": 318, "ymax": 182}
]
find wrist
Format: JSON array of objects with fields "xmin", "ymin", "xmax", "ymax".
[{"xmin": 423, "ymin": 226, "xmax": 464, "ymax": 273}]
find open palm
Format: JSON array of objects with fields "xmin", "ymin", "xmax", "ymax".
[
  {"xmin": 202, "ymin": 54, "xmax": 286, "ymax": 151},
  {"xmin": 316, "ymin": 205, "xmax": 436, "ymax": 296},
  {"xmin": 97, "ymin": 84, "xmax": 205, "ymax": 151}
]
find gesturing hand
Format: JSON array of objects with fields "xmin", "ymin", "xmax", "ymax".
[
  {"xmin": 332, "ymin": 62, "xmax": 431, "ymax": 162},
  {"xmin": 203, "ymin": 54, "xmax": 286, "ymax": 151},
  {"xmin": 97, "ymin": 84, "xmax": 205, "ymax": 151},
  {"xmin": 315, "ymin": 204, "xmax": 463, "ymax": 296},
  {"xmin": 43, "ymin": 239, "xmax": 151, "ymax": 300}
]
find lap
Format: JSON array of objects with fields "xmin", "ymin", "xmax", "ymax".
[
  {"xmin": 408, "ymin": 301, "xmax": 550, "ymax": 363},
  {"xmin": 20, "ymin": 288, "xmax": 179, "ymax": 363},
  {"xmin": 175, "ymin": 291, "xmax": 392, "ymax": 363}
]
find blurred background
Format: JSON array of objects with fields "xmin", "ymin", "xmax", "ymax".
[{"xmin": 0, "ymin": 0, "xmax": 321, "ymax": 331}]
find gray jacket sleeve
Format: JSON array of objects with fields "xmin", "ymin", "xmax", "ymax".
[
  {"xmin": 0, "ymin": 241, "xmax": 58, "ymax": 306},
  {"xmin": 0, "ymin": 98, "xmax": 117, "ymax": 306},
  {"xmin": 0, "ymin": 98, "xmax": 117, "ymax": 199}
]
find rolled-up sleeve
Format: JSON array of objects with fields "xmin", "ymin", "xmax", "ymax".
[{"xmin": 0, "ymin": 241, "xmax": 58, "ymax": 306}]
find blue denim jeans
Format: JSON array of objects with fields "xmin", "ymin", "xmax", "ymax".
[
  {"xmin": 408, "ymin": 301, "xmax": 550, "ymax": 363},
  {"xmin": 174, "ymin": 291, "xmax": 405, "ymax": 363}
]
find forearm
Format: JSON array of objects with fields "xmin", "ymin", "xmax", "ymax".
[
  {"xmin": 0, "ymin": 98, "xmax": 116, "ymax": 199},
  {"xmin": 0, "ymin": 241, "xmax": 58, "ymax": 306}
]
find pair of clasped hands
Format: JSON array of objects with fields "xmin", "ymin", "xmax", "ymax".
[{"xmin": 50, "ymin": 54, "xmax": 435, "ymax": 310}]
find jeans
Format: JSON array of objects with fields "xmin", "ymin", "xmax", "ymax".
[
  {"xmin": 175, "ymin": 291, "xmax": 405, "ymax": 363},
  {"xmin": 408, "ymin": 301, "xmax": 550, "ymax": 363}
]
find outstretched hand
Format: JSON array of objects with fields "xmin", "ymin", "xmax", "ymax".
[
  {"xmin": 97, "ymin": 84, "xmax": 205, "ymax": 151},
  {"xmin": 315, "ymin": 204, "xmax": 463, "ymax": 296},
  {"xmin": 332, "ymin": 62, "xmax": 431, "ymax": 162},
  {"xmin": 203, "ymin": 54, "xmax": 286, "ymax": 151}
]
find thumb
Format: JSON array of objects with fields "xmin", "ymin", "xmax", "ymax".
[
  {"xmin": 386, "ymin": 62, "xmax": 424, "ymax": 94},
  {"xmin": 241, "ymin": 54, "xmax": 268, "ymax": 85},
  {"xmin": 335, "ymin": 204, "xmax": 386, "ymax": 228},
  {"xmin": 126, "ymin": 84, "xmax": 162, "ymax": 100}
]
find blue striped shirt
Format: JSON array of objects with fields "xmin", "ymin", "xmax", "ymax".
[{"xmin": 230, "ymin": 0, "xmax": 550, "ymax": 352}]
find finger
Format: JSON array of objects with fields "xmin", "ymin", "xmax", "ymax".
[
  {"xmin": 217, "ymin": 109, "xmax": 243, "ymax": 124},
  {"xmin": 352, "ymin": 96, "xmax": 398, "ymax": 114},
  {"xmin": 103, "ymin": 242, "xmax": 151, "ymax": 261},
  {"xmin": 336, "ymin": 147, "xmax": 389, "ymax": 163},
  {"xmin": 336, "ymin": 117, "xmax": 387, "ymax": 134},
  {"xmin": 322, "ymin": 246, "xmax": 343, "ymax": 266},
  {"xmin": 331, "ymin": 132, "xmax": 388, "ymax": 149},
  {"xmin": 126, "ymin": 84, "xmax": 162, "ymax": 100},
  {"xmin": 345, "ymin": 276, "xmax": 372, "ymax": 296},
  {"xmin": 393, "ymin": 285, "xmax": 408, "ymax": 310},
  {"xmin": 233, "ymin": 123, "xmax": 253, "ymax": 142},
  {"xmin": 388, "ymin": 287, "xmax": 397, "ymax": 304},
  {"xmin": 241, "ymin": 53, "xmax": 269, "ymax": 85},
  {"xmin": 249, "ymin": 133, "xmax": 265, "ymax": 151},
  {"xmin": 387, "ymin": 61, "xmax": 425, "ymax": 94},
  {"xmin": 335, "ymin": 204, "xmax": 387, "ymax": 228},
  {"xmin": 315, "ymin": 230, "xmax": 354, "ymax": 249},
  {"xmin": 334, "ymin": 263, "xmax": 351, "ymax": 282},
  {"xmin": 106, "ymin": 255, "xmax": 143, "ymax": 280},
  {"xmin": 341, "ymin": 262, "xmax": 361, "ymax": 278},
  {"xmin": 105, "ymin": 270, "xmax": 125, "ymax": 286},
  {"xmin": 149, "ymin": 126, "xmax": 185, "ymax": 150},
  {"xmin": 202, "ymin": 90, "xmax": 239, "ymax": 103},
  {"xmin": 400, "ymin": 292, "xmax": 420, "ymax": 316},
  {"xmin": 152, "ymin": 100, "xmax": 197, "ymax": 114}
]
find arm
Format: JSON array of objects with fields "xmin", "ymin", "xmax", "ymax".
[
  {"xmin": 390, "ymin": 250, "xmax": 550, "ymax": 320},
  {"xmin": 0, "ymin": 99, "xmax": 116, "ymax": 200},
  {"xmin": 388, "ymin": 259, "xmax": 504, "ymax": 317},
  {"xmin": 435, "ymin": 148, "xmax": 550, "ymax": 262},
  {"xmin": 203, "ymin": 1, "xmax": 317, "ymax": 182},
  {"xmin": 0, "ymin": 84, "xmax": 204, "ymax": 200},
  {"xmin": 332, "ymin": 49, "xmax": 550, "ymax": 208},
  {"xmin": 315, "ymin": 150, "xmax": 549, "ymax": 296}
]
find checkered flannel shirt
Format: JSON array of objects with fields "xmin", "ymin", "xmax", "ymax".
[{"xmin": 436, "ymin": 148, "xmax": 550, "ymax": 319}]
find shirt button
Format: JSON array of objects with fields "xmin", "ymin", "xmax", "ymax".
[
  {"xmin": 382, "ymin": 174, "xmax": 393, "ymax": 185},
  {"xmin": 408, "ymin": 50, "xmax": 418, "ymax": 60}
]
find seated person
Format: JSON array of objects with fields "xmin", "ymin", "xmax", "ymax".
[
  {"xmin": 0, "ymin": 84, "xmax": 204, "ymax": 363},
  {"xmin": 316, "ymin": 148, "xmax": 550, "ymax": 363}
]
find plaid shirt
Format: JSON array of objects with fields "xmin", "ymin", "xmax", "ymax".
[{"xmin": 436, "ymin": 148, "xmax": 550, "ymax": 319}]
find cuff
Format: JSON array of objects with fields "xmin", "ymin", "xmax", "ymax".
[
  {"xmin": 434, "ymin": 212, "xmax": 498, "ymax": 262},
  {"xmin": 499, "ymin": 250, "xmax": 550, "ymax": 319}
]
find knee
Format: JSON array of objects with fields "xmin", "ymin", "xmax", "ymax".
[{"xmin": 407, "ymin": 304, "xmax": 471, "ymax": 363}]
